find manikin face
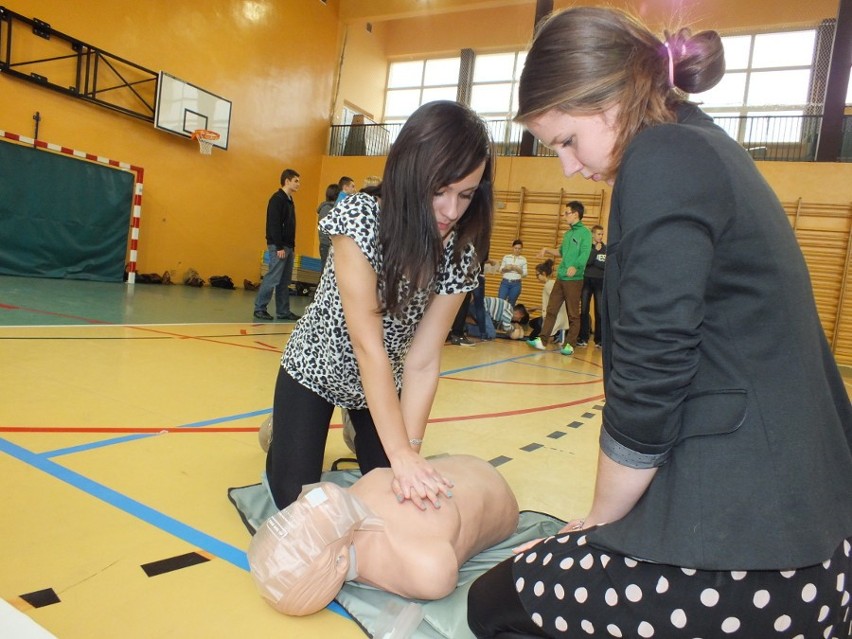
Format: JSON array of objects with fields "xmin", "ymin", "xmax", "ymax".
[
  {"xmin": 433, "ymin": 161, "xmax": 486, "ymax": 240},
  {"xmin": 526, "ymin": 107, "xmax": 620, "ymax": 186}
]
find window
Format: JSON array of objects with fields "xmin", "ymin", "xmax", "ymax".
[
  {"xmin": 384, "ymin": 57, "xmax": 460, "ymax": 123},
  {"xmin": 698, "ymin": 29, "xmax": 818, "ymax": 145},
  {"xmin": 470, "ymin": 51, "xmax": 526, "ymax": 147}
]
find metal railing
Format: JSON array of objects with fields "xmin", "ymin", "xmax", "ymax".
[{"xmin": 329, "ymin": 114, "xmax": 852, "ymax": 162}]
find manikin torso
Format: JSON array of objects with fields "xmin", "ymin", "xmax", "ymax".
[{"xmin": 348, "ymin": 454, "xmax": 519, "ymax": 599}]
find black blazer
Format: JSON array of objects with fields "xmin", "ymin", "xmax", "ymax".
[{"xmin": 587, "ymin": 104, "xmax": 852, "ymax": 570}]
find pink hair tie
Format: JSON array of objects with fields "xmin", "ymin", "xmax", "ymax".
[{"xmin": 664, "ymin": 41, "xmax": 675, "ymax": 88}]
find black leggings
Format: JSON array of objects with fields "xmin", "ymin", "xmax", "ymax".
[
  {"xmin": 265, "ymin": 367, "xmax": 390, "ymax": 508},
  {"xmin": 468, "ymin": 557, "xmax": 549, "ymax": 638}
]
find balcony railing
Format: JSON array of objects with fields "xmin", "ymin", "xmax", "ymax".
[{"xmin": 329, "ymin": 113, "xmax": 852, "ymax": 162}]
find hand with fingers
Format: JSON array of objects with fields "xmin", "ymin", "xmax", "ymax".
[{"xmin": 389, "ymin": 449, "xmax": 454, "ymax": 510}]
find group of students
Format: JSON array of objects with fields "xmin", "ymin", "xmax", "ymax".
[{"xmin": 247, "ymin": 6, "xmax": 852, "ymax": 638}]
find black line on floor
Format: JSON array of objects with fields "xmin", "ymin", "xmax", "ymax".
[
  {"xmin": 19, "ymin": 587, "xmax": 61, "ymax": 608},
  {"xmin": 548, "ymin": 431, "xmax": 567, "ymax": 439},
  {"xmin": 141, "ymin": 551, "xmax": 211, "ymax": 577},
  {"xmin": 566, "ymin": 421, "xmax": 583, "ymax": 429},
  {"xmin": 521, "ymin": 443, "xmax": 543, "ymax": 452},
  {"xmin": 489, "ymin": 455, "xmax": 512, "ymax": 467}
]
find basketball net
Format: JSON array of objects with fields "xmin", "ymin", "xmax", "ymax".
[{"xmin": 191, "ymin": 129, "xmax": 220, "ymax": 155}]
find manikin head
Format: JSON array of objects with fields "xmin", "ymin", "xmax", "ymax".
[{"xmin": 248, "ymin": 482, "xmax": 382, "ymax": 616}]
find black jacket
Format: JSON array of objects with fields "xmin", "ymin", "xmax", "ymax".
[
  {"xmin": 588, "ymin": 103, "xmax": 852, "ymax": 570},
  {"xmin": 265, "ymin": 189, "xmax": 296, "ymax": 250}
]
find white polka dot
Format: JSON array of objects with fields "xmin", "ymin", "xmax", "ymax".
[
  {"xmin": 525, "ymin": 552, "xmax": 538, "ymax": 563},
  {"xmin": 638, "ymin": 621, "xmax": 655, "ymax": 637},
  {"xmin": 836, "ymin": 573, "xmax": 846, "ymax": 592},
  {"xmin": 781, "ymin": 569, "xmax": 796, "ymax": 578},
  {"xmin": 753, "ymin": 589, "xmax": 770, "ymax": 609},
  {"xmin": 557, "ymin": 534, "xmax": 571, "ymax": 543},
  {"xmin": 730, "ymin": 570, "xmax": 747, "ymax": 581},
  {"xmin": 670, "ymin": 609, "xmax": 687, "ymax": 629},
  {"xmin": 843, "ymin": 539, "xmax": 850, "ymax": 556},
  {"xmin": 721, "ymin": 617, "xmax": 741, "ymax": 633},
  {"xmin": 554, "ymin": 584, "xmax": 565, "ymax": 600},
  {"xmin": 513, "ymin": 553, "xmax": 523, "ymax": 563},
  {"xmin": 681, "ymin": 567, "xmax": 696, "ymax": 576},
  {"xmin": 577, "ymin": 534, "xmax": 587, "ymax": 546},
  {"xmin": 625, "ymin": 584, "xmax": 643, "ymax": 602},
  {"xmin": 575, "ymin": 587, "xmax": 588, "ymax": 603},
  {"xmin": 656, "ymin": 576, "xmax": 669, "ymax": 593},
  {"xmin": 822, "ymin": 558, "xmax": 831, "ymax": 569},
  {"xmin": 701, "ymin": 588, "xmax": 720, "ymax": 607},
  {"xmin": 581, "ymin": 619, "xmax": 595, "ymax": 634},
  {"xmin": 555, "ymin": 617, "xmax": 568, "ymax": 632},
  {"xmin": 802, "ymin": 583, "xmax": 817, "ymax": 602},
  {"xmin": 605, "ymin": 588, "xmax": 619, "ymax": 606},
  {"xmin": 531, "ymin": 612, "xmax": 543, "ymax": 627},
  {"xmin": 534, "ymin": 581, "xmax": 545, "ymax": 596},
  {"xmin": 580, "ymin": 553, "xmax": 594, "ymax": 569},
  {"xmin": 818, "ymin": 605, "xmax": 829, "ymax": 622},
  {"xmin": 606, "ymin": 623, "xmax": 623, "ymax": 637},
  {"xmin": 774, "ymin": 615, "xmax": 792, "ymax": 632},
  {"xmin": 792, "ymin": 635, "xmax": 805, "ymax": 639},
  {"xmin": 542, "ymin": 552, "xmax": 553, "ymax": 566},
  {"xmin": 624, "ymin": 557, "xmax": 638, "ymax": 568},
  {"xmin": 601, "ymin": 554, "xmax": 611, "ymax": 568},
  {"xmin": 842, "ymin": 590, "xmax": 849, "ymax": 606},
  {"xmin": 822, "ymin": 627, "xmax": 834, "ymax": 639},
  {"xmin": 559, "ymin": 557, "xmax": 574, "ymax": 570}
]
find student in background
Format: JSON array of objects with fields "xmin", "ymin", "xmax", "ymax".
[
  {"xmin": 577, "ymin": 224, "xmax": 606, "ymax": 348},
  {"xmin": 497, "ymin": 239, "xmax": 527, "ymax": 306},
  {"xmin": 316, "ymin": 183, "xmax": 341, "ymax": 274}
]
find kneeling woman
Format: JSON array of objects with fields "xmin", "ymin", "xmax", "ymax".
[{"xmin": 266, "ymin": 101, "xmax": 494, "ymax": 511}]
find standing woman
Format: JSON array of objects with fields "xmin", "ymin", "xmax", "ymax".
[
  {"xmin": 497, "ymin": 239, "xmax": 528, "ymax": 306},
  {"xmin": 316, "ymin": 182, "xmax": 341, "ymax": 274},
  {"xmin": 266, "ymin": 101, "xmax": 493, "ymax": 511},
  {"xmin": 469, "ymin": 7, "xmax": 852, "ymax": 639}
]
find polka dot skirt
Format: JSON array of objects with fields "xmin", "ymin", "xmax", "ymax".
[{"xmin": 512, "ymin": 532, "xmax": 852, "ymax": 638}]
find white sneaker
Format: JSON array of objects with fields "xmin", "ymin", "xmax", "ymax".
[{"xmin": 526, "ymin": 337, "xmax": 546, "ymax": 351}]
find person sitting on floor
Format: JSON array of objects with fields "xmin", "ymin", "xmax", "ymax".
[
  {"xmin": 247, "ymin": 454, "xmax": 519, "ymax": 616},
  {"xmin": 465, "ymin": 296, "xmax": 529, "ymax": 341}
]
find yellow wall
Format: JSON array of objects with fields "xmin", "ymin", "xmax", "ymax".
[
  {"xmin": 1, "ymin": 0, "xmax": 342, "ymax": 283},
  {"xmin": 381, "ymin": 0, "xmax": 840, "ymax": 58},
  {"xmin": 2, "ymin": 0, "xmax": 848, "ymax": 284},
  {"xmin": 334, "ymin": 21, "xmax": 389, "ymax": 124}
]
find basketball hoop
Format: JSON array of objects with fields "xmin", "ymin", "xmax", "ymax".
[{"xmin": 191, "ymin": 129, "xmax": 220, "ymax": 155}]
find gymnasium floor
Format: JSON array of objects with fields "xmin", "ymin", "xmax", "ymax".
[{"xmin": 1, "ymin": 274, "xmax": 849, "ymax": 639}]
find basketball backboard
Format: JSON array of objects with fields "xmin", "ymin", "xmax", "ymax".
[{"xmin": 154, "ymin": 72, "xmax": 232, "ymax": 150}]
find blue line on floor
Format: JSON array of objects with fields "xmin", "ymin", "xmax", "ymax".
[
  {"xmin": 440, "ymin": 352, "xmax": 542, "ymax": 376},
  {"xmin": 0, "ymin": 436, "xmax": 250, "ymax": 571}
]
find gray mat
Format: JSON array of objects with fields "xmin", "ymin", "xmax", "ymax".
[{"xmin": 228, "ymin": 471, "xmax": 564, "ymax": 639}]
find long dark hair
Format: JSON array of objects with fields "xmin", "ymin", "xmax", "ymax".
[{"xmin": 380, "ymin": 101, "xmax": 493, "ymax": 315}]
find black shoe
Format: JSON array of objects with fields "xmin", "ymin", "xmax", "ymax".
[
  {"xmin": 253, "ymin": 310, "xmax": 274, "ymax": 321},
  {"xmin": 276, "ymin": 312, "xmax": 301, "ymax": 321}
]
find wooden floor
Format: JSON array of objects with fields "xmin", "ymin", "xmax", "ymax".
[{"xmin": 1, "ymin": 274, "xmax": 849, "ymax": 639}]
